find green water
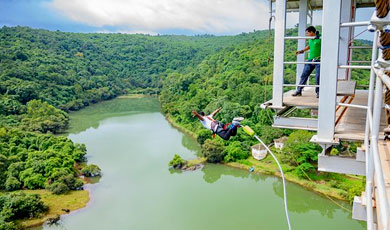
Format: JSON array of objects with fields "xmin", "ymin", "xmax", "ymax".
[{"xmin": 39, "ymin": 97, "xmax": 365, "ymax": 230}]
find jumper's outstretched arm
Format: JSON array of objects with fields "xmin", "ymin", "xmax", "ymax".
[
  {"xmin": 192, "ymin": 110, "xmax": 204, "ymax": 121},
  {"xmin": 210, "ymin": 107, "xmax": 222, "ymax": 117}
]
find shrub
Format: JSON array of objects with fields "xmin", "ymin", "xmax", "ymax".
[
  {"xmin": 197, "ymin": 129, "xmax": 211, "ymax": 145},
  {"xmin": 47, "ymin": 182, "xmax": 70, "ymax": 195},
  {"xmin": 5, "ymin": 177, "xmax": 21, "ymax": 191},
  {"xmin": 81, "ymin": 164, "xmax": 102, "ymax": 177},
  {"xmin": 282, "ymin": 130, "xmax": 321, "ymax": 178},
  {"xmin": 202, "ymin": 139, "xmax": 225, "ymax": 163},
  {"xmin": 224, "ymin": 141, "xmax": 249, "ymax": 162},
  {"xmin": 0, "ymin": 192, "xmax": 48, "ymax": 221},
  {"xmin": 47, "ymin": 168, "xmax": 84, "ymax": 194},
  {"xmin": 348, "ymin": 184, "xmax": 364, "ymax": 204},
  {"xmin": 0, "ymin": 219, "xmax": 19, "ymax": 230},
  {"xmin": 168, "ymin": 154, "xmax": 187, "ymax": 169}
]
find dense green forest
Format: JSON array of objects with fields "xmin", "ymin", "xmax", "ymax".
[{"xmin": 0, "ymin": 26, "xmax": 371, "ymax": 227}]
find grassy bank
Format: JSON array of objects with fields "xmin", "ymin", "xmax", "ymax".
[
  {"xmin": 165, "ymin": 115, "xmax": 198, "ymax": 139},
  {"xmin": 117, "ymin": 94, "xmax": 156, "ymax": 99},
  {"xmin": 17, "ymin": 190, "xmax": 89, "ymax": 229},
  {"xmin": 226, "ymin": 155, "xmax": 359, "ymax": 201}
]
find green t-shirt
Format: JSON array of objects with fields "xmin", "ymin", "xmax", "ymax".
[{"xmin": 309, "ymin": 39, "xmax": 321, "ymax": 60}]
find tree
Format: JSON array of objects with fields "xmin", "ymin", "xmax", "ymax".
[
  {"xmin": 20, "ymin": 100, "xmax": 69, "ymax": 133},
  {"xmin": 202, "ymin": 139, "xmax": 225, "ymax": 163}
]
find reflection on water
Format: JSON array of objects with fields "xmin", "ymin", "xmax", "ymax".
[
  {"xmin": 65, "ymin": 97, "xmax": 160, "ymax": 135},
  {"xmin": 36, "ymin": 97, "xmax": 365, "ymax": 230}
]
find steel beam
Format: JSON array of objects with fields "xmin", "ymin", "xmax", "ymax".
[
  {"xmin": 272, "ymin": 0, "xmax": 287, "ymax": 108},
  {"xmin": 317, "ymin": 0, "xmax": 342, "ymax": 142},
  {"xmin": 318, "ymin": 155, "xmax": 366, "ymax": 176},
  {"xmin": 273, "ymin": 117, "xmax": 318, "ymax": 130}
]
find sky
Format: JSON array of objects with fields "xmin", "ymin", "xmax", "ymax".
[{"xmin": 0, "ymin": 0, "xmax": 375, "ymax": 39}]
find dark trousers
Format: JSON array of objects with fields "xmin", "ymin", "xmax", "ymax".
[
  {"xmin": 297, "ymin": 60, "xmax": 320, "ymax": 94},
  {"xmin": 215, "ymin": 123, "xmax": 237, "ymax": 140}
]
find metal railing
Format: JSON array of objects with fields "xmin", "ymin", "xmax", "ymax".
[{"xmin": 364, "ymin": 27, "xmax": 390, "ymax": 229}]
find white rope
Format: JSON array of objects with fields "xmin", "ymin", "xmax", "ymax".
[{"xmin": 254, "ymin": 135, "xmax": 292, "ymax": 230}]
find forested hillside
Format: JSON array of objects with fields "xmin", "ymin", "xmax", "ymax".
[{"xmin": 0, "ymin": 26, "xmax": 267, "ymax": 113}]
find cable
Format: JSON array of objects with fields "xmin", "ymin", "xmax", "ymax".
[
  {"xmin": 253, "ymin": 134, "xmax": 292, "ymax": 230},
  {"xmin": 243, "ymin": 125, "xmax": 291, "ymax": 229}
]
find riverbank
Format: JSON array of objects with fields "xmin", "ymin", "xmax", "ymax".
[
  {"xmin": 226, "ymin": 156, "xmax": 356, "ymax": 201},
  {"xmin": 164, "ymin": 114, "xmax": 360, "ymax": 202},
  {"xmin": 17, "ymin": 190, "xmax": 89, "ymax": 228},
  {"xmin": 165, "ymin": 115, "xmax": 198, "ymax": 139}
]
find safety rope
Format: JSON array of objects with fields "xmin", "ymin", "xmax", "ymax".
[
  {"xmin": 375, "ymin": 0, "xmax": 390, "ymax": 18},
  {"xmin": 243, "ymin": 126, "xmax": 291, "ymax": 230},
  {"xmin": 379, "ymin": 30, "xmax": 390, "ymax": 60},
  {"xmin": 254, "ymin": 134, "xmax": 292, "ymax": 230}
]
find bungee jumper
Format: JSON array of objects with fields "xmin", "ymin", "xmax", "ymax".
[{"xmin": 192, "ymin": 108, "xmax": 244, "ymax": 140}]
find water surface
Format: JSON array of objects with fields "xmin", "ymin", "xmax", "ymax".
[{"xmin": 39, "ymin": 97, "xmax": 365, "ymax": 230}]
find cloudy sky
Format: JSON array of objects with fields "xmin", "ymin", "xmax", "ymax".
[{"xmin": 0, "ymin": 0, "xmax": 374, "ymax": 38}]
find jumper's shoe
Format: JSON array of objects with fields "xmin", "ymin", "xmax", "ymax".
[
  {"xmin": 316, "ymin": 94, "xmax": 319, "ymax": 98},
  {"xmin": 292, "ymin": 91, "xmax": 302, "ymax": 97},
  {"xmin": 232, "ymin": 117, "xmax": 244, "ymax": 126}
]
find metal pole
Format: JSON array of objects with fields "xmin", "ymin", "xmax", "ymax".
[
  {"xmin": 365, "ymin": 31, "xmax": 378, "ymax": 148},
  {"xmin": 337, "ymin": 103, "xmax": 368, "ymax": 109},
  {"xmin": 285, "ymin": 36, "xmax": 314, "ymax": 40},
  {"xmin": 317, "ymin": 0, "xmax": 342, "ymax": 141},
  {"xmin": 371, "ymin": 52, "xmax": 390, "ymax": 229},
  {"xmin": 340, "ymin": 21, "xmax": 370, "ymax": 27},
  {"xmin": 365, "ymin": 32, "xmax": 378, "ymax": 230},
  {"xmin": 338, "ymin": 65, "xmax": 371, "ymax": 70}
]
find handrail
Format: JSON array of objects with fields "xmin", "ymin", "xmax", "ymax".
[
  {"xmin": 373, "ymin": 67, "xmax": 390, "ymax": 90},
  {"xmin": 284, "ymin": 36, "xmax": 315, "ymax": 40},
  {"xmin": 364, "ymin": 30, "xmax": 378, "ymax": 230},
  {"xmin": 340, "ymin": 21, "xmax": 370, "ymax": 27},
  {"xmin": 336, "ymin": 103, "xmax": 368, "ymax": 109},
  {"xmin": 349, "ymin": 46, "xmax": 372, "ymax": 49},
  {"xmin": 348, "ymin": 61, "xmax": 372, "ymax": 63},
  {"xmin": 339, "ymin": 65, "xmax": 371, "ymax": 69},
  {"xmin": 283, "ymin": 84, "xmax": 319, "ymax": 87},
  {"xmin": 369, "ymin": 47, "xmax": 390, "ymax": 228},
  {"xmin": 284, "ymin": 61, "xmax": 320, "ymax": 65}
]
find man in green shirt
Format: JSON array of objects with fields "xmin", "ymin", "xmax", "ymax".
[{"xmin": 292, "ymin": 26, "xmax": 321, "ymax": 98}]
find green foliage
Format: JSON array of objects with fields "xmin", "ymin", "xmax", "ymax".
[
  {"xmin": 0, "ymin": 26, "xmax": 262, "ymax": 116},
  {"xmin": 81, "ymin": 164, "xmax": 102, "ymax": 177},
  {"xmin": 46, "ymin": 182, "xmax": 70, "ymax": 195},
  {"xmin": 281, "ymin": 130, "xmax": 322, "ymax": 178},
  {"xmin": 0, "ymin": 219, "xmax": 19, "ymax": 230},
  {"xmin": 46, "ymin": 168, "xmax": 84, "ymax": 194},
  {"xmin": 5, "ymin": 177, "xmax": 21, "ymax": 191},
  {"xmin": 20, "ymin": 100, "xmax": 69, "ymax": 134},
  {"xmin": 202, "ymin": 139, "xmax": 225, "ymax": 163},
  {"xmin": 224, "ymin": 141, "xmax": 249, "ymax": 162},
  {"xmin": 197, "ymin": 129, "xmax": 211, "ymax": 145},
  {"xmin": 168, "ymin": 154, "xmax": 187, "ymax": 169},
  {"xmin": 0, "ymin": 128, "xmax": 86, "ymax": 192},
  {"xmin": 0, "ymin": 192, "xmax": 48, "ymax": 221}
]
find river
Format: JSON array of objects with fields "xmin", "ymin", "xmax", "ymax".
[{"xmin": 38, "ymin": 97, "xmax": 365, "ymax": 230}]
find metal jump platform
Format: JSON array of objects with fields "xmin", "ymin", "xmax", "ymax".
[{"xmin": 264, "ymin": 0, "xmax": 390, "ymax": 228}]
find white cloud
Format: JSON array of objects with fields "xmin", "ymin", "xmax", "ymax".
[{"xmin": 49, "ymin": 0, "xmax": 270, "ymax": 34}]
